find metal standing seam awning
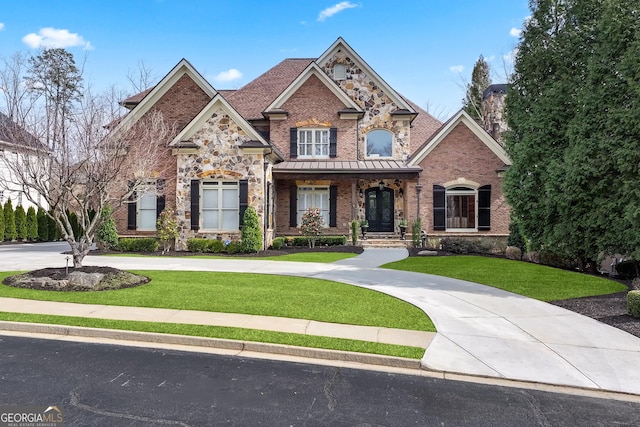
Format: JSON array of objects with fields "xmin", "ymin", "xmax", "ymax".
[{"xmin": 272, "ymin": 160, "xmax": 422, "ymax": 180}]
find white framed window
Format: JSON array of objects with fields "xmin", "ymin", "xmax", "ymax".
[
  {"xmin": 298, "ymin": 129, "xmax": 329, "ymax": 158},
  {"xmin": 297, "ymin": 186, "xmax": 329, "ymax": 227},
  {"xmin": 366, "ymin": 129, "xmax": 393, "ymax": 158},
  {"xmin": 201, "ymin": 181, "xmax": 239, "ymax": 231},
  {"xmin": 446, "ymin": 187, "xmax": 476, "ymax": 230},
  {"xmin": 333, "ymin": 64, "xmax": 346, "ymax": 80},
  {"xmin": 137, "ymin": 184, "xmax": 157, "ymax": 231}
]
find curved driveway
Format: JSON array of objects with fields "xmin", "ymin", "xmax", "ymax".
[{"xmin": 2, "ymin": 243, "xmax": 640, "ymax": 395}]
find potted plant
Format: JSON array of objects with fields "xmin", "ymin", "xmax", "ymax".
[
  {"xmin": 360, "ymin": 219, "xmax": 369, "ymax": 240},
  {"xmin": 398, "ymin": 219, "xmax": 408, "ymax": 240}
]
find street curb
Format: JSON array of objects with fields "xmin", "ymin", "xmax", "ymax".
[{"xmin": 0, "ymin": 321, "xmax": 422, "ymax": 370}]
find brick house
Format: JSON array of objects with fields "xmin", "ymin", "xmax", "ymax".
[{"xmin": 113, "ymin": 38, "xmax": 511, "ymax": 249}]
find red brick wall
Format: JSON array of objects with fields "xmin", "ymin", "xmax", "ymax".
[
  {"xmin": 412, "ymin": 122, "xmax": 510, "ymax": 236},
  {"xmin": 113, "ymin": 74, "xmax": 212, "ymax": 236},
  {"xmin": 269, "ymin": 75, "xmax": 358, "ymax": 160}
]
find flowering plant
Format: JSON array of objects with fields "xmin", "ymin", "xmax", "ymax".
[{"xmin": 300, "ymin": 208, "xmax": 324, "ymax": 248}]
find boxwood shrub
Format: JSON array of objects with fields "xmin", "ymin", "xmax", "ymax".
[
  {"xmin": 186, "ymin": 238, "xmax": 226, "ymax": 253},
  {"xmin": 271, "ymin": 237, "xmax": 284, "ymax": 249},
  {"xmin": 118, "ymin": 237, "xmax": 159, "ymax": 252},
  {"xmin": 286, "ymin": 235, "xmax": 347, "ymax": 247}
]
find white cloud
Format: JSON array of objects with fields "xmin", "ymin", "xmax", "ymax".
[
  {"xmin": 22, "ymin": 27, "xmax": 93, "ymax": 50},
  {"xmin": 214, "ymin": 68, "xmax": 242, "ymax": 83},
  {"xmin": 449, "ymin": 65, "xmax": 464, "ymax": 73},
  {"xmin": 0, "ymin": 23, "xmax": 5, "ymax": 31},
  {"xmin": 503, "ymin": 48, "xmax": 518, "ymax": 64},
  {"xmin": 510, "ymin": 27, "xmax": 522, "ymax": 37},
  {"xmin": 318, "ymin": 2, "xmax": 358, "ymax": 22}
]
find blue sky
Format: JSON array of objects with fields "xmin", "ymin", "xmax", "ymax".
[{"xmin": 0, "ymin": 0, "xmax": 530, "ymax": 119}]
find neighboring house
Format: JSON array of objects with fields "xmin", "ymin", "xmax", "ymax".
[
  {"xmin": 482, "ymin": 84, "xmax": 508, "ymax": 144},
  {"xmin": 114, "ymin": 38, "xmax": 511, "ymax": 249},
  {"xmin": 0, "ymin": 112, "xmax": 49, "ymax": 211}
]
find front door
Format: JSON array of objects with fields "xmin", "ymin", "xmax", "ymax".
[{"xmin": 365, "ymin": 188, "xmax": 394, "ymax": 232}]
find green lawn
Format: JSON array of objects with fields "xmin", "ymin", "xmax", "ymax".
[
  {"xmin": 0, "ymin": 312, "xmax": 424, "ymax": 359},
  {"xmin": 0, "ymin": 270, "xmax": 433, "ymax": 331},
  {"xmin": 383, "ymin": 255, "xmax": 626, "ymax": 301}
]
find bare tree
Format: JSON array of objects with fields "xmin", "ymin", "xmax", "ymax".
[{"xmin": 0, "ymin": 49, "xmax": 173, "ymax": 267}]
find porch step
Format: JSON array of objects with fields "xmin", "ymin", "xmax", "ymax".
[{"xmin": 360, "ymin": 237, "xmax": 411, "ymax": 249}]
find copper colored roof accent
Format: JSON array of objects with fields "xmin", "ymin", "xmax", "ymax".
[
  {"xmin": 273, "ymin": 160, "xmax": 422, "ymax": 174},
  {"xmin": 226, "ymin": 58, "xmax": 314, "ymax": 119}
]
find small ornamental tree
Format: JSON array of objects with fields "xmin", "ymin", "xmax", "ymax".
[
  {"xmin": 14, "ymin": 205, "xmax": 27, "ymax": 240},
  {"xmin": 97, "ymin": 204, "xmax": 119, "ymax": 250},
  {"xmin": 240, "ymin": 206, "xmax": 262, "ymax": 253},
  {"xmin": 37, "ymin": 207, "xmax": 48, "ymax": 241},
  {"xmin": 301, "ymin": 208, "xmax": 324, "ymax": 248},
  {"xmin": 156, "ymin": 207, "xmax": 179, "ymax": 254},
  {"xmin": 26, "ymin": 206, "xmax": 38, "ymax": 241},
  {"xmin": 4, "ymin": 200, "xmax": 16, "ymax": 241}
]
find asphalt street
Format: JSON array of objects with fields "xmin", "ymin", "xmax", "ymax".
[{"xmin": 2, "ymin": 335, "xmax": 640, "ymax": 426}]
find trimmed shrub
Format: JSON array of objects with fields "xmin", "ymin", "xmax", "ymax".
[
  {"xmin": 240, "ymin": 206, "xmax": 262, "ymax": 253},
  {"xmin": 539, "ymin": 251, "xmax": 577, "ymax": 270},
  {"xmin": 440, "ymin": 237, "xmax": 492, "ymax": 255},
  {"xmin": 117, "ymin": 237, "xmax": 159, "ymax": 252},
  {"xmin": 26, "ymin": 206, "xmax": 38, "ymax": 241},
  {"xmin": 0, "ymin": 203, "xmax": 4, "ymax": 242},
  {"xmin": 14, "ymin": 205, "xmax": 27, "ymax": 240},
  {"xmin": 37, "ymin": 208, "xmax": 48, "ymax": 241},
  {"xmin": 225, "ymin": 240, "xmax": 242, "ymax": 254},
  {"xmin": 411, "ymin": 217, "xmax": 422, "ymax": 248},
  {"xmin": 187, "ymin": 238, "xmax": 210, "ymax": 253},
  {"xmin": 47, "ymin": 212, "xmax": 59, "ymax": 241},
  {"xmin": 288, "ymin": 235, "xmax": 346, "ymax": 247},
  {"xmin": 615, "ymin": 260, "xmax": 639, "ymax": 279},
  {"xmin": 97, "ymin": 205, "xmax": 119, "ymax": 250},
  {"xmin": 271, "ymin": 237, "xmax": 284, "ymax": 250},
  {"xmin": 350, "ymin": 220, "xmax": 359, "ymax": 245},
  {"xmin": 4, "ymin": 200, "xmax": 16, "ymax": 241},
  {"xmin": 628, "ymin": 291, "xmax": 640, "ymax": 318}
]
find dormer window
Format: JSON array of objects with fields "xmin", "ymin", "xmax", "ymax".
[
  {"xmin": 333, "ymin": 64, "xmax": 346, "ymax": 80},
  {"xmin": 365, "ymin": 129, "xmax": 393, "ymax": 158}
]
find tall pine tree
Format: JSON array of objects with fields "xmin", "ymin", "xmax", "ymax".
[{"xmin": 463, "ymin": 55, "xmax": 491, "ymax": 123}]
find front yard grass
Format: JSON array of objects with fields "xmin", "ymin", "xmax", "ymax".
[
  {"xmin": 383, "ymin": 255, "xmax": 626, "ymax": 301},
  {"xmin": 103, "ymin": 252, "xmax": 358, "ymax": 263},
  {"xmin": 0, "ymin": 270, "xmax": 433, "ymax": 331},
  {"xmin": 0, "ymin": 312, "xmax": 425, "ymax": 359}
]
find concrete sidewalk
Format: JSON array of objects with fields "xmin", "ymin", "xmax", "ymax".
[{"xmin": 1, "ymin": 243, "xmax": 640, "ymax": 396}]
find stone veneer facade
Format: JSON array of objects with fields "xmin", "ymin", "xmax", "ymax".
[{"xmin": 174, "ymin": 106, "xmax": 267, "ymax": 250}]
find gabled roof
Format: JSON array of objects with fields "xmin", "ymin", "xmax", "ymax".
[
  {"xmin": 170, "ymin": 93, "xmax": 282, "ymax": 161},
  {"xmin": 0, "ymin": 112, "xmax": 47, "ymax": 152},
  {"xmin": 402, "ymin": 98, "xmax": 442, "ymax": 151},
  {"xmin": 264, "ymin": 62, "xmax": 361, "ymax": 113},
  {"xmin": 408, "ymin": 109, "xmax": 511, "ymax": 166},
  {"xmin": 112, "ymin": 59, "xmax": 216, "ymax": 135},
  {"xmin": 226, "ymin": 59, "xmax": 313, "ymax": 120},
  {"xmin": 317, "ymin": 37, "xmax": 416, "ymax": 113}
]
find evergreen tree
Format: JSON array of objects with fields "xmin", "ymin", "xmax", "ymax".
[
  {"xmin": 14, "ymin": 205, "xmax": 27, "ymax": 240},
  {"xmin": 26, "ymin": 206, "xmax": 38, "ymax": 241},
  {"xmin": 463, "ymin": 55, "xmax": 491, "ymax": 123},
  {"xmin": 155, "ymin": 207, "xmax": 178, "ymax": 254},
  {"xmin": 4, "ymin": 200, "xmax": 16, "ymax": 241},
  {"xmin": 505, "ymin": 0, "xmax": 640, "ymax": 263},
  {"xmin": 37, "ymin": 207, "xmax": 49, "ymax": 241},
  {"xmin": 97, "ymin": 204, "xmax": 119, "ymax": 250},
  {"xmin": 240, "ymin": 206, "xmax": 262, "ymax": 253},
  {"xmin": 0, "ymin": 203, "xmax": 4, "ymax": 241}
]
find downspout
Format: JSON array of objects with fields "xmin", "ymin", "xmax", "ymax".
[{"xmin": 263, "ymin": 149, "xmax": 271, "ymax": 251}]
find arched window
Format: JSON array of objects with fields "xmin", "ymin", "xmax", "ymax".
[{"xmin": 365, "ymin": 129, "xmax": 393, "ymax": 158}]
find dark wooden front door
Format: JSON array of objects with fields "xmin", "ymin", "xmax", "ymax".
[{"xmin": 365, "ymin": 188, "xmax": 394, "ymax": 232}]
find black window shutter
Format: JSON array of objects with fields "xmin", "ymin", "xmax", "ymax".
[
  {"xmin": 433, "ymin": 185, "xmax": 446, "ymax": 231},
  {"xmin": 127, "ymin": 181, "xmax": 136, "ymax": 230},
  {"xmin": 190, "ymin": 180, "xmax": 200, "ymax": 231},
  {"xmin": 239, "ymin": 179, "xmax": 248, "ymax": 229},
  {"xmin": 329, "ymin": 185, "xmax": 337, "ymax": 227},
  {"xmin": 156, "ymin": 179, "xmax": 166, "ymax": 220},
  {"xmin": 478, "ymin": 185, "xmax": 491, "ymax": 230},
  {"xmin": 289, "ymin": 185, "xmax": 297, "ymax": 227},
  {"xmin": 290, "ymin": 128, "xmax": 298, "ymax": 158},
  {"xmin": 329, "ymin": 127, "xmax": 337, "ymax": 158}
]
